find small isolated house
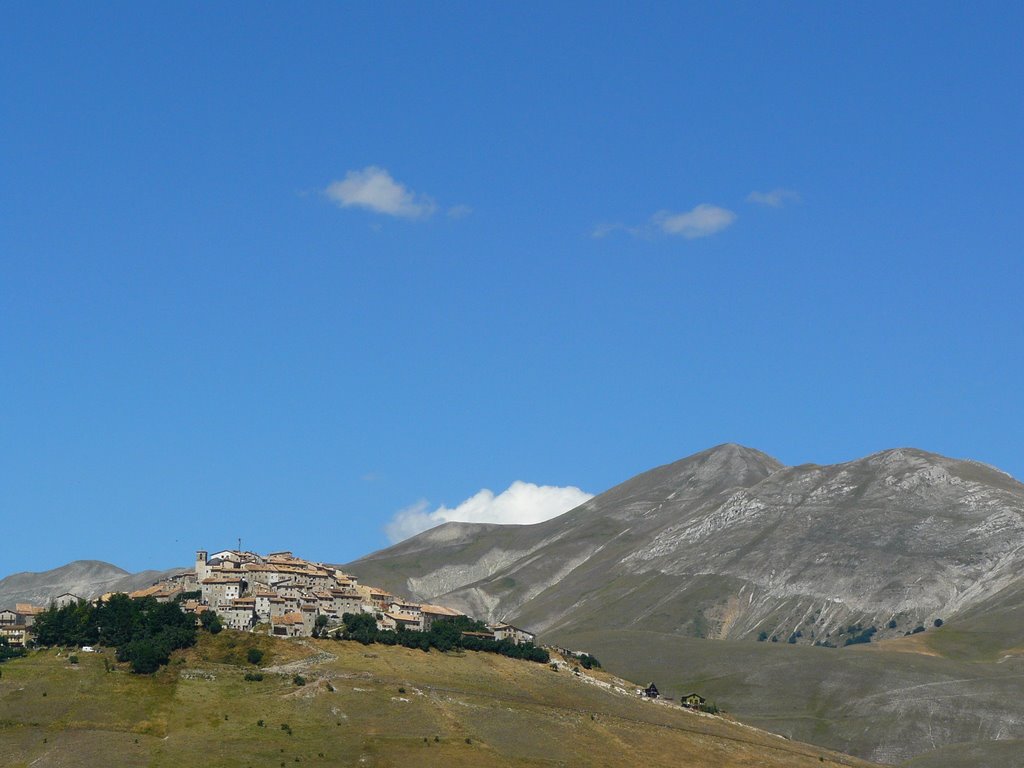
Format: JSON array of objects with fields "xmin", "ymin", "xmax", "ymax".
[
  {"xmin": 642, "ymin": 682, "xmax": 660, "ymax": 699},
  {"xmin": 681, "ymin": 693, "xmax": 707, "ymax": 709}
]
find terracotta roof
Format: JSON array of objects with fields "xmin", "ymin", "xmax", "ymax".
[
  {"xmin": 385, "ymin": 612, "xmax": 420, "ymax": 623},
  {"xmin": 129, "ymin": 584, "xmax": 166, "ymax": 598},
  {"xmin": 272, "ymin": 612, "xmax": 305, "ymax": 625},
  {"xmin": 421, "ymin": 604, "xmax": 463, "ymax": 617}
]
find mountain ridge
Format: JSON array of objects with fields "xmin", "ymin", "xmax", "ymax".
[
  {"xmin": 0, "ymin": 559, "xmax": 187, "ymax": 609},
  {"xmin": 347, "ymin": 443, "xmax": 1024, "ymax": 643}
]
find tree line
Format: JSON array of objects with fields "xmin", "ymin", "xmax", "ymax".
[
  {"xmin": 31, "ymin": 594, "xmax": 198, "ymax": 673},
  {"xmin": 337, "ymin": 613, "xmax": 550, "ymax": 663}
]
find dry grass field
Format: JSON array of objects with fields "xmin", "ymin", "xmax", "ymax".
[{"xmin": 0, "ymin": 632, "xmax": 878, "ymax": 768}]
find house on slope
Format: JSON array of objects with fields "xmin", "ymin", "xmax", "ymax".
[
  {"xmin": 420, "ymin": 604, "xmax": 464, "ymax": 631},
  {"xmin": 128, "ymin": 584, "xmax": 182, "ymax": 603},
  {"xmin": 221, "ymin": 598, "xmax": 257, "ymax": 631},
  {"xmin": 681, "ymin": 693, "xmax": 707, "ymax": 709},
  {"xmin": 380, "ymin": 611, "xmax": 422, "ymax": 632},
  {"xmin": 642, "ymin": 682, "xmax": 660, "ymax": 699},
  {"xmin": 0, "ymin": 604, "xmax": 44, "ymax": 647},
  {"xmin": 200, "ymin": 577, "xmax": 243, "ymax": 608},
  {"xmin": 271, "ymin": 612, "xmax": 306, "ymax": 637},
  {"xmin": 488, "ymin": 622, "xmax": 536, "ymax": 645},
  {"xmin": 52, "ymin": 592, "xmax": 85, "ymax": 609}
]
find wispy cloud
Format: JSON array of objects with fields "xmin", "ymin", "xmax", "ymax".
[
  {"xmin": 385, "ymin": 481, "xmax": 593, "ymax": 543},
  {"xmin": 747, "ymin": 188, "xmax": 800, "ymax": 208},
  {"xmin": 325, "ymin": 166, "xmax": 437, "ymax": 219},
  {"xmin": 592, "ymin": 204, "xmax": 737, "ymax": 241},
  {"xmin": 447, "ymin": 204, "xmax": 473, "ymax": 219},
  {"xmin": 652, "ymin": 204, "xmax": 737, "ymax": 239},
  {"xmin": 590, "ymin": 222, "xmax": 627, "ymax": 239}
]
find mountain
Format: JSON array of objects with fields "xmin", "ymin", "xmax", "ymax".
[
  {"xmin": 347, "ymin": 444, "xmax": 1024, "ymax": 765},
  {"xmin": 0, "ymin": 560, "xmax": 187, "ymax": 609},
  {"xmin": 349, "ymin": 444, "xmax": 1024, "ymax": 645}
]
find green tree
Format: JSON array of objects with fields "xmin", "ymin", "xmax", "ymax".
[{"xmin": 200, "ymin": 610, "xmax": 223, "ymax": 634}]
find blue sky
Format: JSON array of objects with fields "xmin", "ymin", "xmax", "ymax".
[{"xmin": 2, "ymin": 4, "xmax": 1021, "ymax": 575}]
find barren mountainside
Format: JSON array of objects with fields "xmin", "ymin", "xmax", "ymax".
[
  {"xmin": 348, "ymin": 444, "xmax": 1024, "ymax": 646},
  {"xmin": 0, "ymin": 560, "xmax": 187, "ymax": 610}
]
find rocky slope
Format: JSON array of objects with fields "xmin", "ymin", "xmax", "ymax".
[
  {"xmin": 0, "ymin": 560, "xmax": 186, "ymax": 609},
  {"xmin": 349, "ymin": 444, "xmax": 1024, "ymax": 647}
]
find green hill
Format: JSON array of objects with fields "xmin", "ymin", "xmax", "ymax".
[{"xmin": 0, "ymin": 632, "xmax": 876, "ymax": 768}]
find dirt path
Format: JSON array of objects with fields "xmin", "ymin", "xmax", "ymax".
[{"xmin": 261, "ymin": 640, "xmax": 337, "ymax": 675}]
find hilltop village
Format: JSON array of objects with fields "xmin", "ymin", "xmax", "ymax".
[
  {"xmin": 61, "ymin": 549, "xmax": 532, "ymax": 646},
  {"xmin": 1, "ymin": 550, "xmax": 536, "ymax": 648},
  {"xmin": 2, "ymin": 550, "xmax": 535, "ymax": 648}
]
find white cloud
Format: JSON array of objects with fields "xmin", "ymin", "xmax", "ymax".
[
  {"xmin": 325, "ymin": 166, "xmax": 437, "ymax": 219},
  {"xmin": 385, "ymin": 481, "xmax": 593, "ymax": 543},
  {"xmin": 652, "ymin": 204, "xmax": 737, "ymax": 239},
  {"xmin": 747, "ymin": 188, "xmax": 800, "ymax": 208}
]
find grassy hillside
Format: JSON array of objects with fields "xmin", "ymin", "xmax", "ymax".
[
  {"xmin": 0, "ymin": 632, "xmax": 877, "ymax": 768},
  {"xmin": 554, "ymin": 628, "xmax": 1024, "ymax": 767}
]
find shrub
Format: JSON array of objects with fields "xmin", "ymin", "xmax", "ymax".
[
  {"xmin": 68, "ymin": 655, "xmax": 79, "ymax": 664},
  {"xmin": 244, "ymin": 672, "xmax": 264, "ymax": 682},
  {"xmin": 843, "ymin": 625, "xmax": 878, "ymax": 646},
  {"xmin": 887, "ymin": 619, "xmax": 898, "ymax": 629},
  {"xmin": 293, "ymin": 675, "xmax": 306, "ymax": 686},
  {"xmin": 247, "ymin": 648, "xmax": 264, "ymax": 665},
  {"xmin": 578, "ymin": 653, "xmax": 601, "ymax": 669},
  {"xmin": 912, "ymin": 625, "xmax": 926, "ymax": 634},
  {"xmin": 933, "ymin": 618, "xmax": 944, "ymax": 628},
  {"xmin": 757, "ymin": 630, "xmax": 768, "ymax": 642},
  {"xmin": 200, "ymin": 611, "xmax": 223, "ymax": 635}
]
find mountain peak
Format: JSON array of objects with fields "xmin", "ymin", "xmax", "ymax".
[
  {"xmin": 698, "ymin": 442, "xmax": 783, "ymax": 465},
  {"xmin": 682, "ymin": 443, "xmax": 785, "ymax": 487}
]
